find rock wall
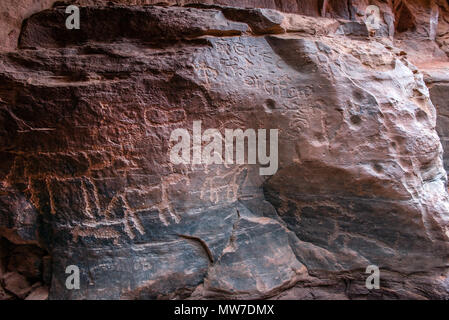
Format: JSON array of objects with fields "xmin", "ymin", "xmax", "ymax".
[
  {"xmin": 2, "ymin": 1, "xmax": 449, "ymax": 52},
  {"xmin": 0, "ymin": 2, "xmax": 449, "ymax": 300}
]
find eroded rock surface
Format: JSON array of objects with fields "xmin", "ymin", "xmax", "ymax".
[{"xmin": 0, "ymin": 3, "xmax": 448, "ymax": 300}]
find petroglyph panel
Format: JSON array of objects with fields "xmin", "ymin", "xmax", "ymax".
[{"xmin": 191, "ymin": 37, "xmax": 318, "ymax": 110}]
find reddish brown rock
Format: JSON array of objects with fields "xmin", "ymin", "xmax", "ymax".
[
  {"xmin": 0, "ymin": 2, "xmax": 449, "ymax": 301},
  {"xmin": 394, "ymin": 0, "xmax": 417, "ymax": 33},
  {"xmin": 3, "ymin": 272, "xmax": 32, "ymax": 299},
  {"xmin": 25, "ymin": 284, "xmax": 49, "ymax": 300},
  {"xmin": 1, "ymin": 0, "xmax": 449, "ymax": 52},
  {"xmin": 0, "ymin": 187, "xmax": 40, "ymax": 245},
  {"xmin": 7, "ymin": 245, "xmax": 45, "ymax": 280},
  {"xmin": 0, "ymin": 285, "xmax": 14, "ymax": 300}
]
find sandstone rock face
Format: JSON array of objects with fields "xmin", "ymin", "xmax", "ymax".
[
  {"xmin": 0, "ymin": 0, "xmax": 448, "ymax": 52},
  {"xmin": 0, "ymin": 3, "xmax": 449, "ymax": 300},
  {"xmin": 3, "ymin": 272, "xmax": 32, "ymax": 299},
  {"xmin": 422, "ymin": 65, "xmax": 449, "ymax": 178},
  {"xmin": 25, "ymin": 285, "xmax": 49, "ymax": 300}
]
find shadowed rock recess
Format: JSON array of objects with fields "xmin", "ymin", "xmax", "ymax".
[{"xmin": 0, "ymin": 2, "xmax": 449, "ymax": 300}]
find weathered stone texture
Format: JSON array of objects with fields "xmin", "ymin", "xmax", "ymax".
[{"xmin": 0, "ymin": 2, "xmax": 449, "ymax": 300}]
